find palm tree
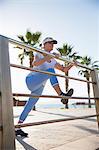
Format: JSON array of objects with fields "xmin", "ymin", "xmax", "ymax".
[
  {"xmin": 57, "ymin": 43, "xmax": 81, "ymax": 108},
  {"xmin": 16, "ymin": 30, "xmax": 42, "ymax": 110},
  {"xmin": 17, "ymin": 30, "xmax": 42, "ymax": 67},
  {"xmin": 79, "ymin": 56, "xmax": 99, "ymax": 108}
]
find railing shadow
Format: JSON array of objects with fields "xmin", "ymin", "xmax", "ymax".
[
  {"xmin": 37, "ymin": 110, "xmax": 75, "ymax": 117},
  {"xmin": 14, "ymin": 110, "xmax": 96, "ymax": 123},
  {"xmin": 16, "ymin": 136, "xmax": 38, "ymax": 150},
  {"xmin": 85, "ymin": 118, "xmax": 96, "ymax": 122},
  {"xmin": 74, "ymin": 125, "xmax": 99, "ymax": 134},
  {"xmin": 37, "ymin": 110, "xmax": 97, "ymax": 122}
]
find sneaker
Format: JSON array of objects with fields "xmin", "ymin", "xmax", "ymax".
[
  {"xmin": 15, "ymin": 128, "xmax": 28, "ymax": 137},
  {"xmin": 60, "ymin": 88, "xmax": 74, "ymax": 104}
]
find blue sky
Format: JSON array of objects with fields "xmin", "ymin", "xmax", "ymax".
[
  {"xmin": 0, "ymin": 0, "xmax": 99, "ymax": 105},
  {"xmin": 0, "ymin": 0, "xmax": 99, "ymax": 59}
]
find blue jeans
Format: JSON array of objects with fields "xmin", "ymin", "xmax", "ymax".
[{"xmin": 19, "ymin": 68, "xmax": 59, "ymax": 122}]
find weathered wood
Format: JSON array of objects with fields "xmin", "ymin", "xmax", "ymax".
[
  {"xmin": 10, "ymin": 63, "xmax": 95, "ymax": 84},
  {"xmin": 8, "ymin": 36, "xmax": 93, "ymax": 70},
  {"xmin": 15, "ymin": 114, "xmax": 99, "ymax": 128},
  {"xmin": 13, "ymin": 93, "xmax": 98, "ymax": 99},
  {"xmin": 13, "ymin": 97, "xmax": 26, "ymax": 106},
  {"xmin": 91, "ymin": 70, "xmax": 99, "ymax": 129},
  {"xmin": 0, "ymin": 36, "xmax": 15, "ymax": 149}
]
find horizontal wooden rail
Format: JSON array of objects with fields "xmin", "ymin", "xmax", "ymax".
[
  {"xmin": 15, "ymin": 114, "xmax": 99, "ymax": 128},
  {"xmin": 0, "ymin": 35, "xmax": 93, "ymax": 70},
  {"xmin": 9, "ymin": 38, "xmax": 94, "ymax": 70},
  {"xmin": 13, "ymin": 93, "xmax": 99, "ymax": 100},
  {"xmin": 10, "ymin": 64, "xmax": 95, "ymax": 84}
]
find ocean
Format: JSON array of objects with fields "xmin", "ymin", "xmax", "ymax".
[{"xmin": 36, "ymin": 103, "xmax": 95, "ymax": 109}]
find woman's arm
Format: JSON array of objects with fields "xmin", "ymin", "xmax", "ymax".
[
  {"xmin": 55, "ymin": 62, "xmax": 77, "ymax": 73},
  {"xmin": 32, "ymin": 55, "xmax": 52, "ymax": 66}
]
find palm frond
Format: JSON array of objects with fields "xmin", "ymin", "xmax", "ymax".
[
  {"xmin": 16, "ymin": 30, "xmax": 41, "ymax": 66},
  {"xmin": 20, "ymin": 56, "xmax": 24, "ymax": 65},
  {"xmin": 18, "ymin": 53, "xmax": 24, "ymax": 65},
  {"xmin": 80, "ymin": 56, "xmax": 91, "ymax": 65},
  {"xmin": 73, "ymin": 55, "xmax": 82, "ymax": 60},
  {"xmin": 92, "ymin": 60, "xmax": 99, "ymax": 65},
  {"xmin": 78, "ymin": 70, "xmax": 84, "ymax": 75},
  {"xmin": 57, "ymin": 43, "xmax": 74, "ymax": 57},
  {"xmin": 31, "ymin": 31, "xmax": 42, "ymax": 45},
  {"xmin": 92, "ymin": 65, "xmax": 99, "ymax": 69},
  {"xmin": 18, "ymin": 35, "xmax": 25, "ymax": 42},
  {"xmin": 14, "ymin": 46, "xmax": 22, "ymax": 49},
  {"xmin": 26, "ymin": 30, "xmax": 32, "ymax": 40}
]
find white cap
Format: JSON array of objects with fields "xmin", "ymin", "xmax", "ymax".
[{"xmin": 42, "ymin": 37, "xmax": 57, "ymax": 45}]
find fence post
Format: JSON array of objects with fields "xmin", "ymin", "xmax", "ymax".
[
  {"xmin": 90, "ymin": 69, "xmax": 99, "ymax": 129},
  {"xmin": 0, "ymin": 35, "xmax": 15, "ymax": 149}
]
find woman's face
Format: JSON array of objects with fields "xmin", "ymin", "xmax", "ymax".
[{"xmin": 44, "ymin": 42, "xmax": 54, "ymax": 52}]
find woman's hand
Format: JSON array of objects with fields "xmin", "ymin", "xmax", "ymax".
[
  {"xmin": 44, "ymin": 55, "xmax": 53, "ymax": 61},
  {"xmin": 33, "ymin": 54, "xmax": 52, "ymax": 66},
  {"xmin": 55, "ymin": 61, "xmax": 78, "ymax": 73},
  {"xmin": 62, "ymin": 61, "xmax": 78, "ymax": 73}
]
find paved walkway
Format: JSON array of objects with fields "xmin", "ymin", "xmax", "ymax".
[{"xmin": 14, "ymin": 107, "xmax": 99, "ymax": 150}]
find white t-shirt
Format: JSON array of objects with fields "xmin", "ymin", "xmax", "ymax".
[{"xmin": 33, "ymin": 52, "xmax": 57, "ymax": 71}]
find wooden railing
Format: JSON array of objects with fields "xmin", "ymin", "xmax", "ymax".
[{"xmin": 0, "ymin": 35, "xmax": 99, "ymax": 149}]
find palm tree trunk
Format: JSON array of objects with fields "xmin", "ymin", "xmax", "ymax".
[
  {"xmin": 87, "ymin": 77, "xmax": 91, "ymax": 108},
  {"xmin": 65, "ymin": 62, "xmax": 69, "ymax": 109},
  {"xmin": 29, "ymin": 54, "xmax": 36, "ymax": 110},
  {"xmin": 29, "ymin": 53, "xmax": 34, "ymax": 68}
]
